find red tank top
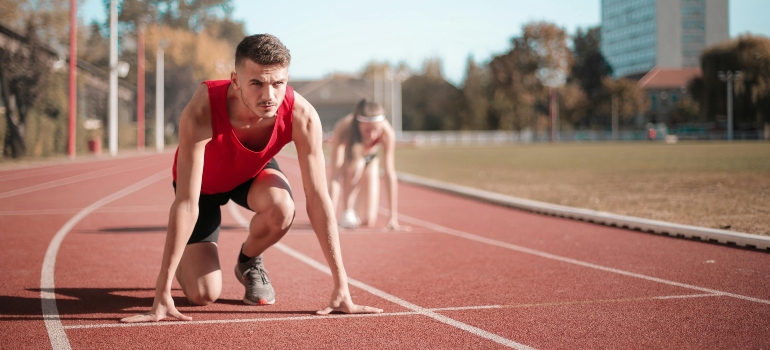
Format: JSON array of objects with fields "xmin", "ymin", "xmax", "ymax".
[{"xmin": 172, "ymin": 80, "xmax": 295, "ymax": 194}]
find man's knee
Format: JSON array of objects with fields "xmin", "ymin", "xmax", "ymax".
[
  {"xmin": 186, "ymin": 288, "xmax": 220, "ymax": 306},
  {"xmin": 267, "ymin": 199, "xmax": 295, "ymax": 231},
  {"xmin": 252, "ymin": 199, "xmax": 295, "ymax": 237}
]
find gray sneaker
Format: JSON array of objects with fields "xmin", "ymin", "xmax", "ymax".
[{"xmin": 234, "ymin": 255, "xmax": 276, "ymax": 305}]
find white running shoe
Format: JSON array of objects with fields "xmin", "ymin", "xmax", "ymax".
[{"xmin": 339, "ymin": 209, "xmax": 361, "ymax": 229}]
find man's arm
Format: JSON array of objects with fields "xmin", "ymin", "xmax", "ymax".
[
  {"xmin": 121, "ymin": 84, "xmax": 212, "ymax": 323},
  {"xmin": 291, "ymin": 93, "xmax": 382, "ymax": 315}
]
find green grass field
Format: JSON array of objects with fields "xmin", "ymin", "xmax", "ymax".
[{"xmin": 395, "ymin": 141, "xmax": 770, "ymax": 236}]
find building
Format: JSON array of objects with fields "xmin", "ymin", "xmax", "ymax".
[
  {"xmin": 292, "ymin": 77, "xmax": 403, "ymax": 136},
  {"xmin": 637, "ymin": 67, "xmax": 701, "ymax": 123},
  {"xmin": 601, "ymin": 0, "xmax": 728, "ymax": 78}
]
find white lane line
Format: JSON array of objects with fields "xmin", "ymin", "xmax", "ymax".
[
  {"xmin": 430, "ymin": 293, "xmax": 721, "ymax": 311},
  {"xmin": 0, "ymin": 164, "xmax": 81, "ymax": 181},
  {"xmin": 228, "ymin": 203, "xmax": 535, "ymax": 350},
  {"xmin": 0, "ymin": 160, "xmax": 165, "ymax": 199},
  {"xmin": 0, "ymin": 206, "xmax": 169, "ymax": 216},
  {"xmin": 41, "ymin": 170, "xmax": 170, "ymax": 350},
  {"xmin": 64, "ymin": 293, "xmax": 723, "ymax": 330},
  {"xmin": 395, "ymin": 213, "xmax": 770, "ymax": 306},
  {"xmin": 279, "ymin": 155, "xmax": 769, "ymax": 306},
  {"xmin": 63, "ymin": 311, "xmax": 419, "ymax": 329}
]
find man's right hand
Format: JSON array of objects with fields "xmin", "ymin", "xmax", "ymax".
[{"xmin": 120, "ymin": 292, "xmax": 192, "ymax": 323}]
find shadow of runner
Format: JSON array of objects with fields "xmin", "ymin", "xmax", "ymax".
[{"xmin": 0, "ymin": 288, "xmax": 316, "ymax": 321}]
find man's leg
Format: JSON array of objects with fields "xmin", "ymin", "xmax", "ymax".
[
  {"xmin": 358, "ymin": 157, "xmax": 380, "ymax": 227},
  {"xmin": 175, "ymin": 242, "xmax": 222, "ymax": 306},
  {"xmin": 234, "ymin": 168, "xmax": 294, "ymax": 305},
  {"xmin": 241, "ymin": 168, "xmax": 295, "ymax": 257},
  {"xmin": 173, "ymin": 194, "xmax": 225, "ymax": 306}
]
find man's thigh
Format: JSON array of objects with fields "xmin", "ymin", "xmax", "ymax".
[{"xmin": 246, "ymin": 168, "xmax": 293, "ymax": 212}]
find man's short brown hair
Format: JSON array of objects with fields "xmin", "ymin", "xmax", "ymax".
[{"xmin": 235, "ymin": 34, "xmax": 291, "ymax": 67}]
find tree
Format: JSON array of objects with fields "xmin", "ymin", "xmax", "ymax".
[
  {"xmin": 142, "ymin": 24, "xmax": 237, "ymax": 130},
  {"xmin": 83, "ymin": 0, "xmax": 247, "ymax": 141},
  {"xmin": 690, "ymin": 34, "xmax": 770, "ymax": 131},
  {"xmin": 460, "ymin": 55, "xmax": 489, "ymax": 130},
  {"xmin": 557, "ymin": 82, "xmax": 589, "ymax": 125},
  {"xmin": 0, "ymin": 22, "xmax": 55, "ymax": 158},
  {"xmin": 569, "ymin": 26, "xmax": 613, "ymax": 126},
  {"xmin": 487, "ymin": 21, "xmax": 572, "ymax": 131},
  {"xmin": 401, "ymin": 58, "xmax": 463, "ymax": 131},
  {"xmin": 595, "ymin": 77, "xmax": 650, "ymax": 124}
]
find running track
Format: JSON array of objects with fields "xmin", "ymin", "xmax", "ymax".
[{"xmin": 1, "ymin": 151, "xmax": 768, "ymax": 349}]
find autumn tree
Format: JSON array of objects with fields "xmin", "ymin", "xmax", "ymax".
[
  {"xmin": 595, "ymin": 77, "xmax": 650, "ymax": 126},
  {"xmin": 569, "ymin": 26, "xmax": 612, "ymax": 126},
  {"xmin": 0, "ymin": 0, "xmax": 71, "ymax": 158},
  {"xmin": 401, "ymin": 58, "xmax": 463, "ymax": 130},
  {"xmin": 460, "ymin": 55, "xmax": 489, "ymax": 130},
  {"xmin": 81, "ymin": 0, "xmax": 247, "ymax": 142},
  {"xmin": 557, "ymin": 82, "xmax": 589, "ymax": 126},
  {"xmin": 488, "ymin": 22, "xmax": 572, "ymax": 132}
]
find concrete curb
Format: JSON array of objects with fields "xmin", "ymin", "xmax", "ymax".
[{"xmin": 397, "ymin": 172, "xmax": 770, "ymax": 252}]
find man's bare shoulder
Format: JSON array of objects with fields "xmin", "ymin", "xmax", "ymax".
[
  {"xmin": 181, "ymin": 83, "xmax": 213, "ymax": 130},
  {"xmin": 291, "ymin": 91, "xmax": 317, "ymax": 125}
]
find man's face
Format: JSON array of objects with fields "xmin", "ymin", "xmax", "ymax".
[{"xmin": 231, "ymin": 60, "xmax": 289, "ymax": 119}]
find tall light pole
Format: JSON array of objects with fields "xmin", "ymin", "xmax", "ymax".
[
  {"xmin": 549, "ymin": 87, "xmax": 558, "ymax": 142},
  {"xmin": 108, "ymin": 0, "xmax": 118, "ymax": 156},
  {"xmin": 136, "ymin": 20, "xmax": 146, "ymax": 151},
  {"xmin": 718, "ymin": 70, "xmax": 742, "ymax": 141},
  {"xmin": 155, "ymin": 40, "xmax": 166, "ymax": 152},
  {"xmin": 67, "ymin": 0, "xmax": 77, "ymax": 158},
  {"xmin": 611, "ymin": 94, "xmax": 619, "ymax": 141}
]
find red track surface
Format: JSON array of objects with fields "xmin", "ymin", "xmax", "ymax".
[{"xmin": 1, "ymin": 152, "xmax": 768, "ymax": 349}]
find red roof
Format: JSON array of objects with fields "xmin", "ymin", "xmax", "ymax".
[{"xmin": 637, "ymin": 67, "xmax": 702, "ymax": 89}]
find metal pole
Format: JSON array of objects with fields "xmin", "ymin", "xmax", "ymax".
[
  {"xmin": 395, "ymin": 77, "xmax": 402, "ymax": 139},
  {"xmin": 549, "ymin": 87, "xmax": 558, "ymax": 142},
  {"xmin": 67, "ymin": 0, "xmax": 77, "ymax": 158},
  {"xmin": 136, "ymin": 22, "xmax": 145, "ymax": 151},
  {"xmin": 108, "ymin": 0, "xmax": 118, "ymax": 156},
  {"xmin": 612, "ymin": 94, "xmax": 618, "ymax": 141},
  {"xmin": 373, "ymin": 73, "xmax": 380, "ymax": 104},
  {"xmin": 718, "ymin": 70, "xmax": 741, "ymax": 141},
  {"xmin": 727, "ymin": 78, "xmax": 733, "ymax": 141},
  {"xmin": 155, "ymin": 42, "xmax": 165, "ymax": 152}
]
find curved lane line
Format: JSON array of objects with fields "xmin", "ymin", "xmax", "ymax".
[
  {"xmin": 227, "ymin": 203, "xmax": 536, "ymax": 350},
  {"xmin": 41, "ymin": 169, "xmax": 170, "ymax": 350},
  {"xmin": 0, "ymin": 160, "xmax": 165, "ymax": 200}
]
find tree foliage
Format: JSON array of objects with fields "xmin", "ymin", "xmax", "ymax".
[
  {"xmin": 401, "ymin": 58, "xmax": 463, "ymax": 131},
  {"xmin": 595, "ymin": 77, "xmax": 650, "ymax": 120},
  {"xmin": 0, "ymin": 22, "xmax": 56, "ymax": 158},
  {"xmin": 690, "ymin": 34, "xmax": 770, "ymax": 129},
  {"xmin": 569, "ymin": 26, "xmax": 612, "ymax": 126},
  {"xmin": 485, "ymin": 22, "xmax": 571, "ymax": 131},
  {"xmin": 460, "ymin": 56, "xmax": 489, "ymax": 130},
  {"xmin": 0, "ymin": 0, "xmax": 74, "ymax": 158}
]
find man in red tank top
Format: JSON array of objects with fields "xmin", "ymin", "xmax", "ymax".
[{"xmin": 122, "ymin": 34, "xmax": 381, "ymax": 323}]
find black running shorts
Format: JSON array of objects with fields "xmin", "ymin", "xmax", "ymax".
[{"xmin": 173, "ymin": 158, "xmax": 290, "ymax": 245}]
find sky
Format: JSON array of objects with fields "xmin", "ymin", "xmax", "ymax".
[{"xmin": 81, "ymin": 0, "xmax": 770, "ymax": 85}]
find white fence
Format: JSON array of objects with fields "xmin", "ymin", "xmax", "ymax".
[{"xmin": 397, "ymin": 129, "xmax": 766, "ymax": 145}]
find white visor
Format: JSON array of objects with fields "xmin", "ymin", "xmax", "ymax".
[{"xmin": 355, "ymin": 114, "xmax": 386, "ymax": 123}]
